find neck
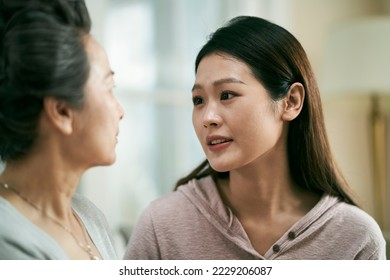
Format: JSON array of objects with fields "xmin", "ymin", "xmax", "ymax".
[
  {"xmin": 217, "ymin": 149, "xmax": 306, "ymax": 220},
  {"xmin": 0, "ymin": 147, "xmax": 100, "ymax": 260},
  {"xmin": 0, "ymin": 154, "xmax": 82, "ymax": 220}
]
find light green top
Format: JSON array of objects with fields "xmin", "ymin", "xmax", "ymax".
[{"xmin": 0, "ymin": 194, "xmax": 117, "ymax": 260}]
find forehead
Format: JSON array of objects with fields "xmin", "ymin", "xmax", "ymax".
[
  {"xmin": 195, "ymin": 53, "xmax": 255, "ymax": 83},
  {"xmin": 196, "ymin": 53, "xmax": 253, "ymax": 77},
  {"xmin": 84, "ymin": 35, "xmax": 111, "ymax": 77}
]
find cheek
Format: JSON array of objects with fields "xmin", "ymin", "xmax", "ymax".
[
  {"xmin": 192, "ymin": 111, "xmax": 201, "ymax": 134},
  {"xmin": 96, "ymin": 93, "xmax": 116, "ymax": 112},
  {"xmin": 237, "ymin": 107, "xmax": 278, "ymax": 140},
  {"xmin": 192, "ymin": 111, "xmax": 208, "ymax": 150}
]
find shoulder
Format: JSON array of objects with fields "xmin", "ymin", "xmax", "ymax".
[
  {"xmin": 324, "ymin": 198, "xmax": 386, "ymax": 258},
  {"xmin": 125, "ymin": 176, "xmax": 219, "ymax": 259},
  {"xmin": 72, "ymin": 194, "xmax": 117, "ymax": 259},
  {"xmin": 130, "ymin": 175, "xmax": 217, "ymax": 233},
  {"xmin": 71, "ymin": 193, "xmax": 111, "ymax": 231},
  {"xmin": 0, "ymin": 198, "xmax": 27, "ymax": 240},
  {"xmin": 313, "ymin": 194, "xmax": 381, "ymax": 234},
  {"xmin": 130, "ymin": 175, "xmax": 222, "ymax": 242},
  {"xmin": 144, "ymin": 175, "xmax": 217, "ymax": 219},
  {"xmin": 139, "ymin": 188, "xmax": 193, "ymax": 225},
  {"xmin": 72, "ymin": 194, "xmax": 111, "ymax": 232},
  {"xmin": 0, "ymin": 198, "xmax": 66, "ymax": 259},
  {"xmin": 72, "ymin": 193, "xmax": 106, "ymax": 221},
  {"xmin": 124, "ymin": 191, "xmax": 190, "ymax": 259},
  {"xmin": 331, "ymin": 201, "xmax": 382, "ymax": 235}
]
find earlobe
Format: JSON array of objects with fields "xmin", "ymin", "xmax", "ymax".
[
  {"xmin": 281, "ymin": 82, "xmax": 305, "ymax": 121},
  {"xmin": 43, "ymin": 97, "xmax": 74, "ymax": 135}
]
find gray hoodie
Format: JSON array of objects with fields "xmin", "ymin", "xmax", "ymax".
[{"xmin": 124, "ymin": 175, "xmax": 386, "ymax": 260}]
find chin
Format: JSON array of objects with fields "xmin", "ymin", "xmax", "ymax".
[
  {"xmin": 97, "ymin": 154, "xmax": 117, "ymax": 167},
  {"xmin": 105, "ymin": 156, "xmax": 117, "ymax": 166},
  {"xmin": 208, "ymin": 161, "xmax": 232, "ymax": 173}
]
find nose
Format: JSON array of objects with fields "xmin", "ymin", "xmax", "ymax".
[
  {"xmin": 116, "ymin": 98, "xmax": 125, "ymax": 120},
  {"xmin": 203, "ymin": 103, "xmax": 222, "ymax": 128}
]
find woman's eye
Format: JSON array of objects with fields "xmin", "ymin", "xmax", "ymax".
[
  {"xmin": 192, "ymin": 96, "xmax": 203, "ymax": 105},
  {"xmin": 220, "ymin": 91, "xmax": 235, "ymax": 100}
]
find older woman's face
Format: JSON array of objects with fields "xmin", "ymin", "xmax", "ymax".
[
  {"xmin": 192, "ymin": 53, "xmax": 285, "ymax": 173},
  {"xmin": 71, "ymin": 36, "xmax": 124, "ymax": 168}
]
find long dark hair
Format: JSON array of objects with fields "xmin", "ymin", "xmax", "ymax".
[
  {"xmin": 175, "ymin": 16, "xmax": 357, "ymax": 206},
  {"xmin": 0, "ymin": 0, "xmax": 91, "ymax": 162}
]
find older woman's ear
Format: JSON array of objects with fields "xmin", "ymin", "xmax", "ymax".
[
  {"xmin": 281, "ymin": 82, "xmax": 305, "ymax": 121},
  {"xmin": 42, "ymin": 97, "xmax": 74, "ymax": 135}
]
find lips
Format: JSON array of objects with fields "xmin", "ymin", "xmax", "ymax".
[{"xmin": 206, "ymin": 135, "xmax": 233, "ymax": 146}]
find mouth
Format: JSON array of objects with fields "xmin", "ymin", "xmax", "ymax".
[{"xmin": 206, "ymin": 136, "xmax": 233, "ymax": 146}]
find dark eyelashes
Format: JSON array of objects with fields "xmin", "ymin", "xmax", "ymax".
[
  {"xmin": 192, "ymin": 96, "xmax": 203, "ymax": 105},
  {"xmin": 220, "ymin": 91, "xmax": 235, "ymax": 100},
  {"xmin": 192, "ymin": 90, "xmax": 237, "ymax": 105}
]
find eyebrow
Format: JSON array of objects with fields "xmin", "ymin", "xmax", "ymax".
[{"xmin": 192, "ymin": 77, "xmax": 246, "ymax": 92}]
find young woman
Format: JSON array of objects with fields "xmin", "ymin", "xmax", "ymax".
[
  {"xmin": 0, "ymin": 0, "xmax": 124, "ymax": 259},
  {"xmin": 124, "ymin": 16, "xmax": 386, "ymax": 259}
]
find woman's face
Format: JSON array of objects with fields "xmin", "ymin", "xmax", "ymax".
[
  {"xmin": 71, "ymin": 36, "xmax": 124, "ymax": 167},
  {"xmin": 192, "ymin": 53, "xmax": 285, "ymax": 172}
]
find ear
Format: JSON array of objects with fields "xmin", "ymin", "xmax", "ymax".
[
  {"xmin": 281, "ymin": 82, "xmax": 305, "ymax": 121},
  {"xmin": 42, "ymin": 97, "xmax": 74, "ymax": 135}
]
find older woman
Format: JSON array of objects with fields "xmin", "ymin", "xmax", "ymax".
[{"xmin": 0, "ymin": 0, "xmax": 124, "ymax": 259}]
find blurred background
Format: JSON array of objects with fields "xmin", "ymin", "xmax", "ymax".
[{"xmin": 51, "ymin": 0, "xmax": 390, "ymax": 256}]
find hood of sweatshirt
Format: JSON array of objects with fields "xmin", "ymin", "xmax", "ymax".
[{"xmin": 178, "ymin": 175, "xmax": 340, "ymax": 259}]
